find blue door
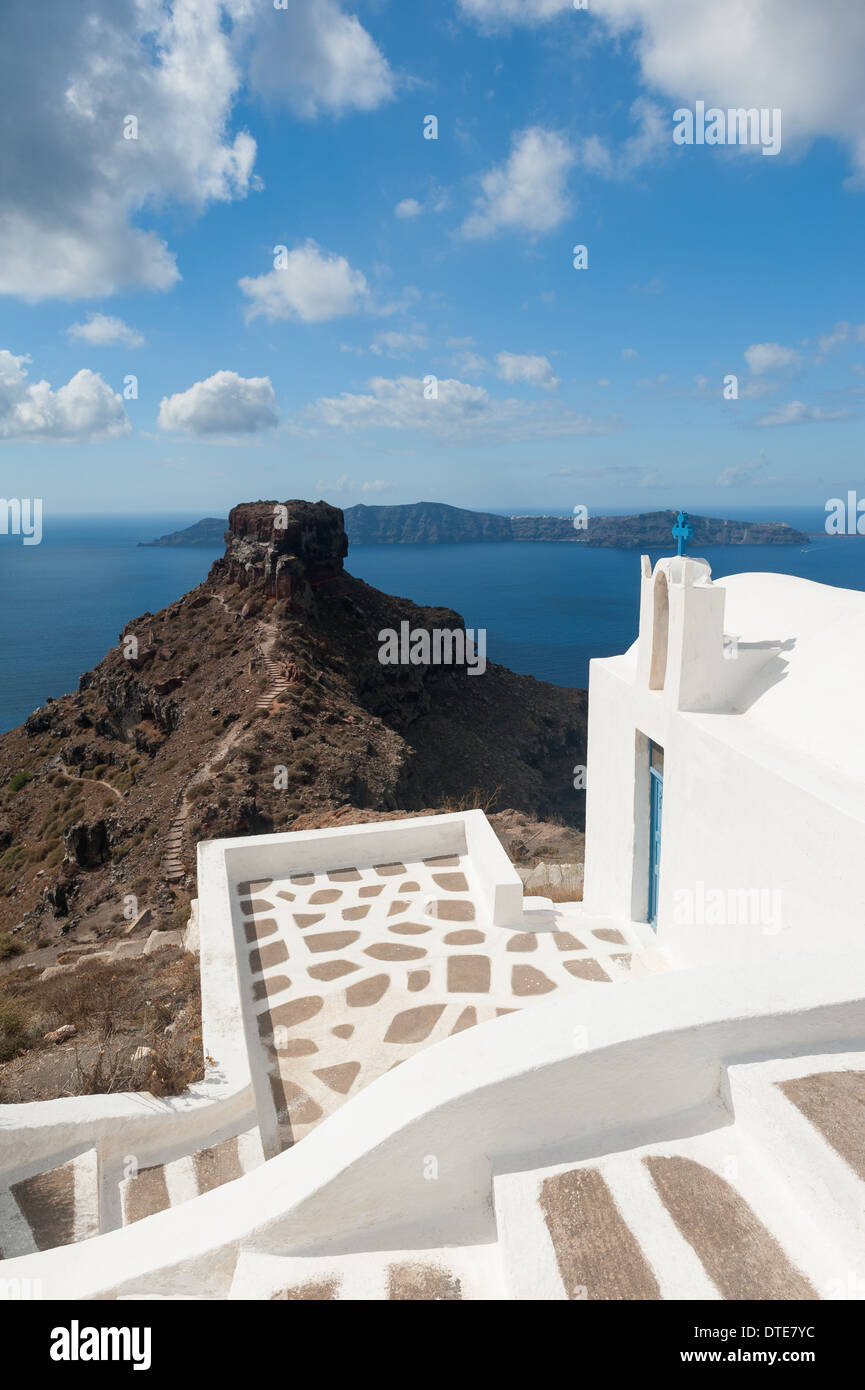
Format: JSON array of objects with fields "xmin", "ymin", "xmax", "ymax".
[{"xmin": 648, "ymin": 742, "xmax": 664, "ymax": 928}]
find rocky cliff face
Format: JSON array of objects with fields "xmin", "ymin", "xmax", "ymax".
[
  {"xmin": 0, "ymin": 500, "xmax": 587, "ymax": 952},
  {"xmin": 215, "ymin": 500, "xmax": 349, "ymax": 605}
]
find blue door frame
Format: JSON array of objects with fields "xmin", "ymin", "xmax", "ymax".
[{"xmin": 648, "ymin": 757, "xmax": 663, "ymax": 929}]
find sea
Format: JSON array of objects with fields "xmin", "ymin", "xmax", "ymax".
[{"xmin": 1, "ymin": 507, "xmax": 862, "ymax": 735}]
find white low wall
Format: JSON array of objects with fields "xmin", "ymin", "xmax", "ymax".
[
  {"xmin": 0, "ymin": 812, "xmax": 521, "ymax": 1189},
  {"xmin": 221, "ymin": 809, "xmax": 523, "ymax": 926},
  {"xmin": 4, "ymin": 947, "xmax": 863, "ymax": 1298}
]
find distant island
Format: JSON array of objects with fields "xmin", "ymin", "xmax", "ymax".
[{"xmin": 141, "ymin": 502, "xmax": 809, "ymax": 549}]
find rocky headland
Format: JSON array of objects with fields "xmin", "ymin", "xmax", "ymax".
[{"xmin": 1, "ymin": 500, "xmax": 587, "ymax": 961}]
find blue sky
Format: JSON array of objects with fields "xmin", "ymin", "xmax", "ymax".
[{"xmin": 1, "ymin": 0, "xmax": 863, "ymax": 516}]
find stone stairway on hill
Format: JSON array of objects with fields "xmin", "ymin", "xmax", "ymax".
[
  {"xmin": 163, "ymin": 815, "xmax": 186, "ymax": 883},
  {"xmin": 162, "ymin": 641, "xmax": 287, "ymax": 885},
  {"xmin": 254, "ymin": 655, "xmax": 290, "ymax": 712}
]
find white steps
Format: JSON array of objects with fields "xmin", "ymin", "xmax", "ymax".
[
  {"xmin": 3, "ymin": 1149, "xmax": 99, "ymax": 1256},
  {"xmin": 119, "ymin": 1127, "xmax": 264, "ymax": 1228},
  {"xmin": 492, "ymin": 1051, "xmax": 865, "ymax": 1300},
  {"xmin": 228, "ymin": 1244, "xmax": 505, "ymax": 1300},
  {"xmin": 724, "ymin": 1053, "xmax": 865, "ymax": 1294}
]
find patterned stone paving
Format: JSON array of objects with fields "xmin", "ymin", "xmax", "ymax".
[{"xmin": 235, "ymin": 854, "xmax": 643, "ymax": 1151}]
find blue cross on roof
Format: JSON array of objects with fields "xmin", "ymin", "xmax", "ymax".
[{"xmin": 672, "ymin": 510, "xmax": 693, "ymax": 556}]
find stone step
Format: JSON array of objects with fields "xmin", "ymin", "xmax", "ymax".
[
  {"xmin": 725, "ymin": 1053, "xmax": 865, "ymax": 1295},
  {"xmin": 7, "ymin": 1149, "xmax": 100, "ymax": 1254},
  {"xmin": 143, "ymin": 929, "xmax": 184, "ymax": 955},
  {"xmin": 120, "ymin": 1129, "xmax": 265, "ymax": 1229},
  {"xmin": 228, "ymin": 1245, "xmax": 505, "ymax": 1300},
  {"xmin": 494, "ymin": 1094, "xmax": 846, "ymax": 1300},
  {"xmin": 111, "ymin": 939, "xmax": 146, "ymax": 960}
]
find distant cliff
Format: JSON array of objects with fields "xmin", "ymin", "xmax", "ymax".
[
  {"xmin": 140, "ymin": 517, "xmax": 227, "ymax": 546},
  {"xmin": 345, "ymin": 501, "xmax": 512, "ymax": 543},
  {"xmin": 142, "ymin": 502, "xmax": 808, "ymax": 549},
  {"xmin": 510, "ymin": 510, "xmax": 809, "ymax": 548}
]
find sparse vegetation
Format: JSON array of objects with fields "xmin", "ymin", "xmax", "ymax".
[
  {"xmin": 443, "ymin": 785, "xmax": 503, "ymax": 815},
  {"xmin": 0, "ymin": 950, "xmax": 203, "ymax": 1099},
  {"xmin": 0, "ymin": 992, "xmax": 40, "ymax": 1063},
  {"xmin": 7, "ymin": 770, "xmax": 32, "ymax": 794},
  {"xmin": 0, "ymin": 931, "xmax": 25, "ymax": 962}
]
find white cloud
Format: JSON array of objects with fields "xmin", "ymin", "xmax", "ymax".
[
  {"xmin": 457, "ymin": 0, "xmax": 571, "ymax": 28},
  {"xmin": 370, "ymin": 331, "xmax": 428, "ymax": 358},
  {"xmin": 66, "ymin": 313, "xmax": 144, "ymax": 349},
  {"xmin": 461, "ymin": 127, "xmax": 575, "ymax": 239},
  {"xmin": 0, "ymin": 350, "xmax": 130, "ymax": 441},
  {"xmin": 158, "ymin": 370, "xmax": 278, "ymax": 434},
  {"xmin": 816, "ymin": 321, "xmax": 865, "ymax": 358},
  {"xmin": 578, "ymin": 97, "xmax": 669, "ymax": 178},
  {"xmin": 462, "ymin": 1, "xmax": 865, "ymax": 183},
  {"xmin": 450, "ymin": 350, "xmax": 491, "ymax": 377},
  {"xmin": 0, "ymin": 0, "xmax": 257, "ymax": 301},
  {"xmin": 716, "ymin": 451, "xmax": 773, "ymax": 487},
  {"xmin": 745, "ymin": 342, "xmax": 801, "ymax": 374},
  {"xmin": 305, "ymin": 374, "xmax": 613, "ymax": 441},
  {"xmin": 632, "ymin": 275, "xmax": 664, "ymax": 295},
  {"xmin": 495, "ymin": 352, "xmax": 560, "ymax": 390},
  {"xmin": 0, "ymin": 0, "xmax": 400, "ymax": 302},
  {"xmin": 228, "ymin": 0, "xmax": 394, "ymax": 118},
  {"xmin": 317, "ymin": 475, "xmax": 391, "ymax": 495},
  {"xmin": 621, "ymin": 347, "xmax": 639, "ymax": 360},
  {"xmin": 239, "ymin": 240, "xmax": 371, "ymax": 323},
  {"xmin": 395, "ymin": 198, "xmax": 423, "ymax": 219},
  {"xmin": 756, "ymin": 400, "xmax": 850, "ymax": 428}
]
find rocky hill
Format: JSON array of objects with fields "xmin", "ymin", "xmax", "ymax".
[
  {"xmin": 0, "ymin": 500, "xmax": 587, "ymax": 955},
  {"xmin": 142, "ymin": 502, "xmax": 808, "ymax": 549}
]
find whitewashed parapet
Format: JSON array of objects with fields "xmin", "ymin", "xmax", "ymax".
[
  {"xmin": 3, "ymin": 947, "xmax": 863, "ymax": 1299},
  {"xmin": 0, "ymin": 812, "xmax": 521, "ymax": 1186},
  {"xmin": 218, "ymin": 809, "xmax": 524, "ymax": 927}
]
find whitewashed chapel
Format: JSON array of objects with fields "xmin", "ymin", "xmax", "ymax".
[{"xmin": 582, "ymin": 552, "xmax": 865, "ymax": 967}]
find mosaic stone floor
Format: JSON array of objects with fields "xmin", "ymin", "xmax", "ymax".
[{"xmin": 235, "ymin": 854, "xmax": 639, "ymax": 1151}]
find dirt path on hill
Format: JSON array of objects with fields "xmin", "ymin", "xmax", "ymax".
[
  {"xmin": 56, "ymin": 763, "xmax": 123, "ymax": 800},
  {"xmin": 162, "ymin": 609, "xmax": 288, "ymax": 884}
]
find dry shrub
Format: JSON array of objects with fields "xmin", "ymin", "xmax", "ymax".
[
  {"xmin": 20, "ymin": 950, "xmax": 204, "ymax": 1098},
  {"xmin": 0, "ymin": 932, "xmax": 25, "ymax": 962},
  {"xmin": 442, "ymin": 785, "xmax": 503, "ymax": 815},
  {"xmin": 530, "ymin": 874, "xmax": 583, "ymax": 903},
  {"xmin": 0, "ymin": 992, "xmax": 41, "ymax": 1062}
]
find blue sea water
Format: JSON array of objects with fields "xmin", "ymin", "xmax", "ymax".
[{"xmin": 1, "ymin": 508, "xmax": 862, "ymax": 734}]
